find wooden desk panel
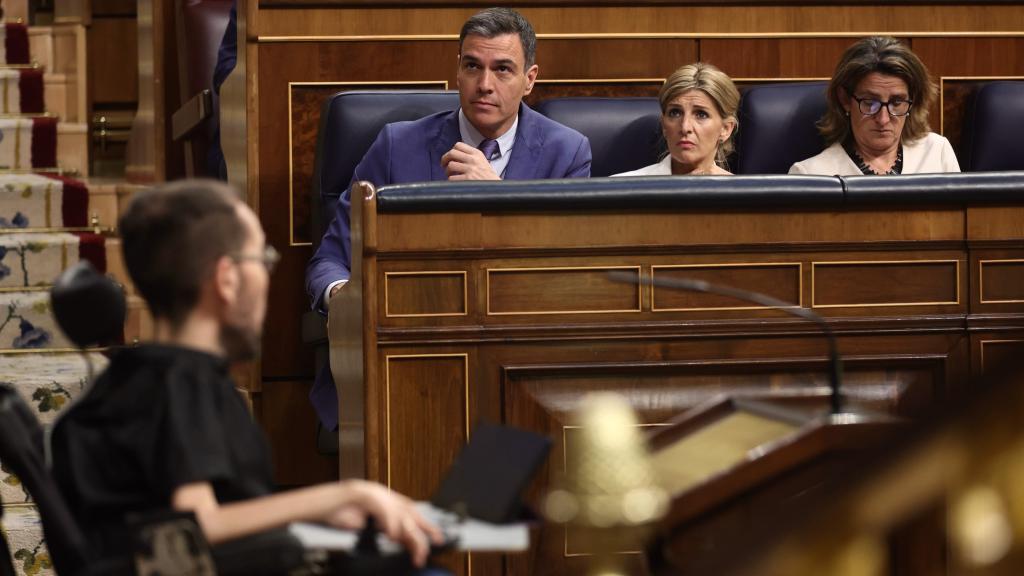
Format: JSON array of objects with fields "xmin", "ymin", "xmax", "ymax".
[{"xmin": 328, "ymin": 190, "xmax": 1018, "ymax": 576}]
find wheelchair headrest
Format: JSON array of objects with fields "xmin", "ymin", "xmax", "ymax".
[{"xmin": 50, "ymin": 261, "xmax": 126, "ymax": 349}]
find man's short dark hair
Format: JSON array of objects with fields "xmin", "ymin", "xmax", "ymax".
[
  {"xmin": 119, "ymin": 180, "xmax": 247, "ymax": 328},
  {"xmin": 459, "ymin": 7, "xmax": 536, "ymax": 68}
]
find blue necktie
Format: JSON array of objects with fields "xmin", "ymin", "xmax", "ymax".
[{"xmin": 479, "ymin": 138, "xmax": 500, "ymax": 161}]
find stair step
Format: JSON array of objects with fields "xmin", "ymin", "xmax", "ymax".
[
  {"xmin": 4, "ymin": 0, "xmax": 29, "ymax": 24},
  {"xmin": 43, "ymin": 72, "xmax": 84, "ymax": 122},
  {"xmin": 0, "ymin": 503, "xmax": 51, "ymax": 574},
  {"xmin": 0, "ymin": 232, "xmax": 105, "ymax": 290},
  {"xmin": 0, "ymin": 173, "xmax": 88, "ymax": 230},
  {"xmin": 56, "ymin": 121, "xmax": 87, "ymax": 177},
  {"xmin": 27, "ymin": 24, "xmax": 83, "ymax": 79},
  {"xmin": 0, "ymin": 68, "xmax": 43, "ymax": 115},
  {"xmin": 0, "ymin": 291, "xmax": 73, "ymax": 350},
  {"xmin": 0, "ymin": 350, "xmax": 106, "ymax": 505},
  {"xmin": 1, "ymin": 23, "xmax": 30, "ymax": 66}
]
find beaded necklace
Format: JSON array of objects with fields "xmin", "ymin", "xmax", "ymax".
[{"xmin": 843, "ymin": 140, "xmax": 904, "ymax": 175}]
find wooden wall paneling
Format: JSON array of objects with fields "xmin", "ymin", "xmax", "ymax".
[
  {"xmin": 977, "ymin": 256, "xmax": 1024, "ymax": 306},
  {"xmin": 89, "ymin": 17, "xmax": 138, "ymax": 104},
  {"xmin": 254, "ymin": 6, "xmax": 1024, "ymax": 38},
  {"xmin": 652, "ymin": 263, "xmax": 802, "ymax": 311},
  {"xmin": 260, "ymin": 0, "xmax": 1024, "ymax": 6},
  {"xmin": 910, "ymin": 37, "xmax": 1024, "ymax": 146},
  {"xmin": 699, "ymin": 37, "xmax": 856, "ymax": 79},
  {"xmin": 378, "ymin": 350, "xmax": 475, "ymax": 576},
  {"xmin": 486, "ymin": 265, "xmax": 642, "ymax": 316},
  {"xmin": 260, "ymin": 379, "xmax": 340, "ymax": 486},
  {"xmin": 92, "ymin": 0, "xmax": 136, "ymax": 15},
  {"xmin": 258, "ymin": 40, "xmax": 461, "ymax": 381},
  {"xmin": 535, "ymin": 38, "xmax": 698, "ymax": 79},
  {"xmin": 380, "ymin": 352, "xmax": 471, "ymax": 497},
  {"xmin": 492, "ymin": 337, "xmax": 959, "ymax": 576},
  {"xmin": 289, "ymin": 80, "xmax": 447, "ymax": 246},
  {"xmin": 811, "ymin": 259, "xmax": 961, "ymax": 309},
  {"xmin": 967, "ymin": 245, "xmax": 1024, "ymax": 369},
  {"xmin": 375, "ymin": 208, "xmax": 965, "ymax": 253},
  {"xmin": 974, "ymin": 334, "xmax": 1024, "ymax": 378}
]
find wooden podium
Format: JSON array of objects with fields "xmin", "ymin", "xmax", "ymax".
[{"xmin": 644, "ymin": 398, "xmax": 902, "ymax": 575}]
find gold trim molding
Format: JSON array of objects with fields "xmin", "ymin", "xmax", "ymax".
[
  {"xmin": 810, "ymin": 259, "xmax": 961, "ymax": 309},
  {"xmin": 980, "ymin": 339, "xmax": 1024, "ymax": 373},
  {"xmin": 260, "ymin": 31, "xmax": 1024, "ymax": 43},
  {"xmin": 978, "ymin": 259, "xmax": 1024, "ymax": 304},
  {"xmin": 486, "ymin": 265, "xmax": 642, "ymax": 316},
  {"xmin": 651, "ymin": 262, "xmax": 803, "ymax": 312},
  {"xmin": 287, "ymin": 80, "xmax": 449, "ymax": 247},
  {"xmin": 383, "ymin": 270, "xmax": 468, "ymax": 318},
  {"xmin": 384, "ymin": 353, "xmax": 470, "ymax": 488},
  {"xmin": 939, "ymin": 75, "xmax": 1024, "ymax": 136}
]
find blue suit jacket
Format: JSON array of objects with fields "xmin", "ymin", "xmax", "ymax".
[{"xmin": 306, "ymin": 103, "xmax": 591, "ymax": 429}]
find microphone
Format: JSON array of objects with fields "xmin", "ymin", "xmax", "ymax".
[{"xmin": 607, "ymin": 270, "xmax": 844, "ymax": 415}]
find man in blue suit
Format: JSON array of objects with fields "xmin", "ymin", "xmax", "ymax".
[{"xmin": 305, "ymin": 7, "xmax": 591, "ymax": 432}]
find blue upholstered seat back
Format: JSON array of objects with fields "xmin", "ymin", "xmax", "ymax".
[
  {"xmin": 961, "ymin": 81, "xmax": 1024, "ymax": 171},
  {"xmin": 310, "ymin": 90, "xmax": 460, "ymax": 247},
  {"xmin": 735, "ymin": 82, "xmax": 829, "ymax": 174},
  {"xmin": 533, "ymin": 97, "xmax": 663, "ymax": 176}
]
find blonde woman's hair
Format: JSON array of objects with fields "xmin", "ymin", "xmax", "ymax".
[
  {"xmin": 658, "ymin": 62, "xmax": 740, "ymax": 167},
  {"xmin": 819, "ymin": 36, "xmax": 937, "ymax": 146}
]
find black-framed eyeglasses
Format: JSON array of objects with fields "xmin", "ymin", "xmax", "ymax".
[
  {"xmin": 230, "ymin": 245, "xmax": 280, "ymax": 274},
  {"xmin": 851, "ymin": 95, "xmax": 913, "ymax": 117}
]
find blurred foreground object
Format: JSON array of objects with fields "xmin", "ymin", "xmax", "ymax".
[
  {"xmin": 545, "ymin": 393, "xmax": 668, "ymax": 575},
  {"xmin": 701, "ymin": 357, "xmax": 1024, "ymax": 576}
]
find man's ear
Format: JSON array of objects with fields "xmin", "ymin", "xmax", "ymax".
[
  {"xmin": 523, "ymin": 64, "xmax": 539, "ymax": 96},
  {"xmin": 213, "ymin": 256, "xmax": 239, "ymax": 306}
]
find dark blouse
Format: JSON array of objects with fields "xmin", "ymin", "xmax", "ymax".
[{"xmin": 51, "ymin": 345, "xmax": 274, "ymax": 556}]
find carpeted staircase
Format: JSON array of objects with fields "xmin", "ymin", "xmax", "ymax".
[{"xmin": 0, "ymin": 11, "xmax": 143, "ymax": 576}]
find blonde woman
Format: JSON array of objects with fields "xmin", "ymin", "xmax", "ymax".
[{"xmin": 614, "ymin": 63, "xmax": 739, "ymax": 176}]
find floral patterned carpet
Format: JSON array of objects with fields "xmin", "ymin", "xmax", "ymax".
[{"xmin": 0, "ymin": 18, "xmax": 107, "ymax": 576}]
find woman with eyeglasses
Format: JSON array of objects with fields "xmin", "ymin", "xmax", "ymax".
[{"xmin": 790, "ymin": 36, "xmax": 960, "ymax": 175}]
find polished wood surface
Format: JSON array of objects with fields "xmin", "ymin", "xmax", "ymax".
[
  {"xmin": 319, "ymin": 184, "xmax": 1018, "ymax": 575},
  {"xmin": 236, "ymin": 1, "xmax": 1024, "ymax": 491},
  {"xmin": 253, "ymin": 6, "xmax": 1024, "ymax": 37},
  {"xmin": 645, "ymin": 398, "xmax": 903, "ymax": 575}
]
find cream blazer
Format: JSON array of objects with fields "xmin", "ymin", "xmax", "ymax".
[
  {"xmin": 611, "ymin": 155, "xmax": 672, "ymax": 177},
  {"xmin": 789, "ymin": 132, "xmax": 961, "ymax": 175}
]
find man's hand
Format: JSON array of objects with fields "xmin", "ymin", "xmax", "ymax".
[
  {"xmin": 441, "ymin": 142, "xmax": 500, "ymax": 181},
  {"xmin": 326, "ymin": 480, "xmax": 444, "ymax": 567},
  {"xmin": 329, "ymin": 283, "xmax": 344, "ymax": 301}
]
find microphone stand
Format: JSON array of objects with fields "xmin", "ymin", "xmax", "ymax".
[{"xmin": 608, "ymin": 270, "xmax": 844, "ymax": 415}]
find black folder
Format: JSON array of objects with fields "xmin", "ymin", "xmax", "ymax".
[{"xmin": 431, "ymin": 422, "xmax": 551, "ymax": 524}]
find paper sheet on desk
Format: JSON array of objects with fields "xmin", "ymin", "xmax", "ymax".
[{"xmin": 287, "ymin": 502, "xmax": 529, "ymax": 553}]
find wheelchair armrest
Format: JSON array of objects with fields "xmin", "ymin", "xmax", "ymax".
[
  {"xmin": 301, "ymin": 309, "xmax": 327, "ymax": 346},
  {"xmin": 171, "ymin": 89, "xmax": 213, "ymax": 142},
  {"xmin": 129, "ymin": 511, "xmax": 317, "ymax": 576},
  {"xmin": 213, "ymin": 528, "xmax": 316, "ymax": 576}
]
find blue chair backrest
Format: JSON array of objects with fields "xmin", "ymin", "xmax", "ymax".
[
  {"xmin": 960, "ymin": 81, "xmax": 1024, "ymax": 171},
  {"xmin": 534, "ymin": 97, "xmax": 663, "ymax": 176},
  {"xmin": 735, "ymin": 82, "xmax": 829, "ymax": 174},
  {"xmin": 310, "ymin": 90, "xmax": 460, "ymax": 247}
]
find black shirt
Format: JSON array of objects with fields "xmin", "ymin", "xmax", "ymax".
[{"xmin": 51, "ymin": 345, "xmax": 274, "ymax": 556}]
